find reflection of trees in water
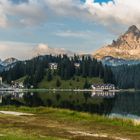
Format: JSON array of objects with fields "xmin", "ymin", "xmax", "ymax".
[
  {"xmin": 23, "ymin": 93, "xmax": 44, "ymax": 107},
  {"xmin": 0, "ymin": 91, "xmax": 115, "ymax": 115},
  {"xmin": 1, "ymin": 95, "xmax": 24, "ymax": 106},
  {"xmin": 38, "ymin": 92, "xmax": 115, "ymax": 115},
  {"xmin": 2, "ymin": 91, "xmax": 140, "ymax": 116},
  {"xmin": 111, "ymin": 92, "xmax": 140, "ymax": 116}
]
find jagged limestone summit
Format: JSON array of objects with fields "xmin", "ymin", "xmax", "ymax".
[{"xmin": 93, "ymin": 25, "xmax": 140, "ymax": 60}]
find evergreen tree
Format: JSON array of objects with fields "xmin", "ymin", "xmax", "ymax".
[
  {"xmin": 56, "ymin": 78, "xmax": 61, "ymax": 87},
  {"xmin": 47, "ymin": 69, "xmax": 52, "ymax": 81},
  {"xmin": 83, "ymin": 79, "xmax": 90, "ymax": 89}
]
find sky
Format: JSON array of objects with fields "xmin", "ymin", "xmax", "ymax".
[{"xmin": 0, "ymin": 0, "xmax": 139, "ymax": 60}]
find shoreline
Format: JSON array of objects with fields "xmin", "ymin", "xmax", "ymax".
[
  {"xmin": 0, "ymin": 88, "xmax": 140, "ymax": 93},
  {"xmin": 17, "ymin": 88, "xmax": 121, "ymax": 92},
  {"xmin": 109, "ymin": 113, "xmax": 140, "ymax": 125}
]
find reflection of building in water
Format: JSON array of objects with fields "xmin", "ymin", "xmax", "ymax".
[
  {"xmin": 91, "ymin": 84, "xmax": 115, "ymax": 91},
  {"xmin": 91, "ymin": 91, "xmax": 115, "ymax": 98},
  {"xmin": 18, "ymin": 93, "xmax": 24, "ymax": 98},
  {"xmin": 11, "ymin": 92, "xmax": 24, "ymax": 99},
  {"xmin": 0, "ymin": 77, "xmax": 2, "ymax": 85},
  {"xmin": 0, "ymin": 95, "xmax": 2, "ymax": 103}
]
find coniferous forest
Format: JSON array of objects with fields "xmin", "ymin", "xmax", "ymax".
[
  {"xmin": 0, "ymin": 55, "xmax": 114, "ymax": 88},
  {"xmin": 112, "ymin": 64, "xmax": 140, "ymax": 89},
  {"xmin": 2, "ymin": 54, "xmax": 140, "ymax": 89}
]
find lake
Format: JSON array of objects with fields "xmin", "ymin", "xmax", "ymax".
[{"xmin": 0, "ymin": 91, "xmax": 140, "ymax": 120}]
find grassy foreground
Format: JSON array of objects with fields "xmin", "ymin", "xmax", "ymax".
[{"xmin": 0, "ymin": 106, "xmax": 140, "ymax": 140}]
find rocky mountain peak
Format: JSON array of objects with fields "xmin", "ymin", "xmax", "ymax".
[
  {"xmin": 93, "ymin": 25, "xmax": 140, "ymax": 60},
  {"xmin": 125, "ymin": 25, "xmax": 140, "ymax": 35},
  {"xmin": 111, "ymin": 25, "xmax": 140, "ymax": 49}
]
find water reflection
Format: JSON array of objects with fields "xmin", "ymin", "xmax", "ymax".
[
  {"xmin": 0, "ymin": 91, "xmax": 115, "ymax": 115},
  {"xmin": 111, "ymin": 92, "xmax": 140, "ymax": 117},
  {"xmin": 91, "ymin": 91, "xmax": 116, "ymax": 98},
  {"xmin": 1, "ymin": 91, "xmax": 140, "ymax": 118}
]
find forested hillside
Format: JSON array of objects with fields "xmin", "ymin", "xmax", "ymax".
[
  {"xmin": 112, "ymin": 64, "xmax": 140, "ymax": 89},
  {"xmin": 1, "ymin": 55, "xmax": 114, "ymax": 88}
]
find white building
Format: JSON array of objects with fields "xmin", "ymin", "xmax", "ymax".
[
  {"xmin": 0, "ymin": 77, "xmax": 2, "ymax": 85},
  {"xmin": 91, "ymin": 84, "xmax": 115, "ymax": 91},
  {"xmin": 0, "ymin": 95, "xmax": 2, "ymax": 104},
  {"xmin": 74, "ymin": 63, "xmax": 80, "ymax": 68},
  {"xmin": 49, "ymin": 63, "xmax": 58, "ymax": 70}
]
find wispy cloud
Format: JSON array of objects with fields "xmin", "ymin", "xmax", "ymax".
[{"xmin": 54, "ymin": 30, "xmax": 92, "ymax": 38}]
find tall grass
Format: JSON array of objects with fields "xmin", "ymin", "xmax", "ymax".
[{"xmin": 0, "ymin": 106, "xmax": 140, "ymax": 130}]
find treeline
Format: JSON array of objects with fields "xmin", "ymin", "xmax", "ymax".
[
  {"xmin": 1, "ymin": 55, "xmax": 114, "ymax": 88},
  {"xmin": 112, "ymin": 64, "xmax": 140, "ymax": 89}
]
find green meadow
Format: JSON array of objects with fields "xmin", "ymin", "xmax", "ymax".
[{"xmin": 38, "ymin": 76, "xmax": 103, "ymax": 89}]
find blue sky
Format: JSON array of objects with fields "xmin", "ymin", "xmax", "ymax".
[{"xmin": 0, "ymin": 0, "xmax": 139, "ymax": 60}]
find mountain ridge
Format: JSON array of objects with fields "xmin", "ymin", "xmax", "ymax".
[
  {"xmin": 0, "ymin": 57, "xmax": 18, "ymax": 72},
  {"xmin": 93, "ymin": 25, "xmax": 140, "ymax": 60},
  {"xmin": 2, "ymin": 57, "xmax": 18, "ymax": 67}
]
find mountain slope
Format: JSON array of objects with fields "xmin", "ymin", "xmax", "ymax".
[
  {"xmin": 102, "ymin": 56, "xmax": 140, "ymax": 66},
  {"xmin": 93, "ymin": 25, "xmax": 140, "ymax": 60},
  {"xmin": 0, "ymin": 57, "xmax": 18, "ymax": 72},
  {"xmin": 2, "ymin": 57, "xmax": 18, "ymax": 67}
]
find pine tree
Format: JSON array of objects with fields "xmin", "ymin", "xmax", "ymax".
[
  {"xmin": 83, "ymin": 79, "xmax": 90, "ymax": 89},
  {"xmin": 47, "ymin": 69, "xmax": 52, "ymax": 81},
  {"xmin": 56, "ymin": 78, "xmax": 61, "ymax": 87}
]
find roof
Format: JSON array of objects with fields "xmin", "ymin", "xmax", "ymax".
[
  {"xmin": 49, "ymin": 63, "xmax": 58, "ymax": 65},
  {"xmin": 92, "ymin": 84, "xmax": 115, "ymax": 87}
]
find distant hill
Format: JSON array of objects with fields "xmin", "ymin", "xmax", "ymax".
[
  {"xmin": 93, "ymin": 25, "xmax": 140, "ymax": 60},
  {"xmin": 0, "ymin": 57, "xmax": 18, "ymax": 72}
]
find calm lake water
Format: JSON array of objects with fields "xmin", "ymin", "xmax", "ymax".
[{"xmin": 0, "ymin": 91, "xmax": 140, "ymax": 120}]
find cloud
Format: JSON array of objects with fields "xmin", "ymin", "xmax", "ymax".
[
  {"xmin": 8, "ymin": 0, "xmax": 46, "ymax": 26},
  {"xmin": 33, "ymin": 44, "xmax": 74, "ymax": 56},
  {"xmin": 0, "ymin": 0, "xmax": 47, "ymax": 27},
  {"xmin": 23, "ymin": 0, "xmax": 140, "ymax": 28},
  {"xmin": 0, "ymin": 2, "xmax": 8, "ymax": 28},
  {"xmin": 44, "ymin": 0, "xmax": 86, "ymax": 17},
  {"xmin": 0, "ymin": 0, "xmax": 139, "ymax": 28},
  {"xmin": 84, "ymin": 0, "xmax": 140, "ymax": 27},
  {"xmin": 0, "ymin": 41, "xmax": 35, "ymax": 60},
  {"xmin": 54, "ymin": 30, "xmax": 92, "ymax": 38}
]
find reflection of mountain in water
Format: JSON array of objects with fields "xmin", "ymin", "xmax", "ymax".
[{"xmin": 111, "ymin": 92, "xmax": 140, "ymax": 116}]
